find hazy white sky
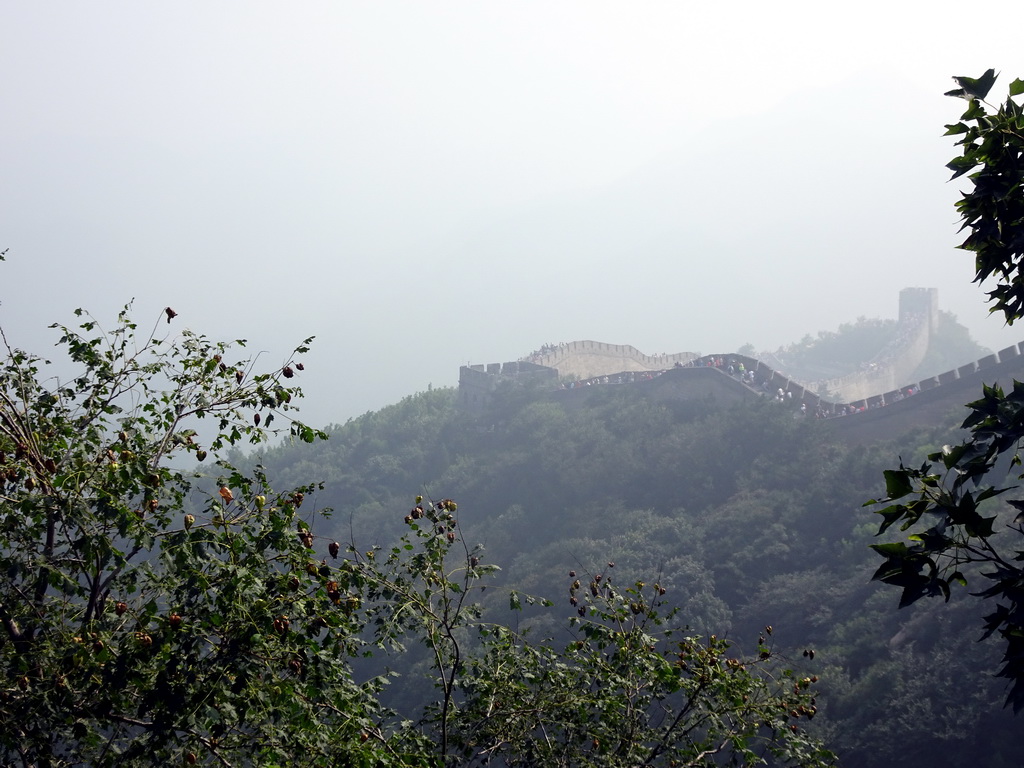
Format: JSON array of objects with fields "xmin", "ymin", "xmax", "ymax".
[{"xmin": 2, "ymin": 2, "xmax": 1023, "ymax": 426}]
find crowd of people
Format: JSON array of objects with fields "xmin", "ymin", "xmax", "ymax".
[{"xmin": 559, "ymin": 370, "xmax": 663, "ymax": 389}]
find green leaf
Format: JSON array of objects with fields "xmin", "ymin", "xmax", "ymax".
[
  {"xmin": 1009, "ymin": 78, "xmax": 1024, "ymax": 97},
  {"xmin": 869, "ymin": 541, "xmax": 911, "ymax": 557},
  {"xmin": 874, "ymin": 504, "xmax": 907, "ymax": 535},
  {"xmin": 947, "ymin": 155, "xmax": 979, "ymax": 180},
  {"xmin": 883, "ymin": 469, "xmax": 913, "ymax": 499},
  {"xmin": 966, "ymin": 514, "xmax": 999, "ymax": 539},
  {"xmin": 947, "ymin": 69, "xmax": 999, "ymax": 101}
]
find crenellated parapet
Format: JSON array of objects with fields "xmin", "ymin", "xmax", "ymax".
[
  {"xmin": 457, "ymin": 288, "xmax": 1024, "ymax": 426},
  {"xmin": 528, "ymin": 341, "xmax": 698, "ymax": 379}
]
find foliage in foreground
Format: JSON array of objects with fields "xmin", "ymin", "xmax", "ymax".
[
  {"xmin": 0, "ymin": 304, "xmax": 834, "ymax": 766},
  {"xmin": 369, "ymin": 501, "xmax": 833, "ymax": 767},
  {"xmin": 870, "ymin": 71, "xmax": 1024, "ymax": 713},
  {"xmin": 0, "ymin": 307, "xmax": 398, "ymax": 766}
]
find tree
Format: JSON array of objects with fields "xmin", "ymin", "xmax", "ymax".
[
  {"xmin": 352, "ymin": 505, "xmax": 836, "ymax": 767},
  {"xmin": 456, "ymin": 577, "xmax": 833, "ymax": 767},
  {"xmin": 0, "ymin": 304, "xmax": 422, "ymax": 766},
  {"xmin": 943, "ymin": 70, "xmax": 1024, "ymax": 323},
  {"xmin": 868, "ymin": 71, "xmax": 1024, "ymax": 713}
]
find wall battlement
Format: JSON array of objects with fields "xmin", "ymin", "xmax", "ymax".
[{"xmin": 530, "ymin": 341, "xmax": 698, "ymax": 379}]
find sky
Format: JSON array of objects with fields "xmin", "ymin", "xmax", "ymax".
[{"xmin": 2, "ymin": 2, "xmax": 1024, "ymax": 428}]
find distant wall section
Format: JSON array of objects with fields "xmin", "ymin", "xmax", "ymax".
[
  {"xmin": 830, "ymin": 341, "xmax": 1024, "ymax": 444},
  {"xmin": 457, "ymin": 335, "xmax": 1024, "ymax": 442},
  {"xmin": 531, "ymin": 341, "xmax": 698, "ymax": 380},
  {"xmin": 456, "ymin": 288, "xmax": 1009, "ymax": 432},
  {"xmin": 813, "ymin": 287, "xmax": 937, "ymax": 402}
]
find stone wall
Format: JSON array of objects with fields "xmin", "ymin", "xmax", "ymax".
[
  {"xmin": 544, "ymin": 341, "xmax": 1024, "ymax": 441},
  {"xmin": 456, "ymin": 288, "xmax": 1022, "ymax": 429},
  {"xmin": 458, "ymin": 336, "xmax": 1024, "ymax": 444},
  {"xmin": 808, "ymin": 287, "xmax": 937, "ymax": 402},
  {"xmin": 531, "ymin": 341, "xmax": 698, "ymax": 380},
  {"xmin": 518, "ymin": 289, "xmax": 938, "ymax": 403},
  {"xmin": 829, "ymin": 341, "xmax": 1024, "ymax": 444}
]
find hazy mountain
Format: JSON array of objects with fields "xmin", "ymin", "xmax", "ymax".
[{"xmin": 249, "ymin": 314, "xmax": 1020, "ymax": 767}]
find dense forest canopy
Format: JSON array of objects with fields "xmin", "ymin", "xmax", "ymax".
[
  {"xmin": 868, "ymin": 72, "xmax": 1024, "ymax": 720},
  {"xmin": 248, "ymin": 309, "xmax": 1020, "ymax": 767}
]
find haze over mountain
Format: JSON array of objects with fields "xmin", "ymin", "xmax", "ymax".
[
  {"xmin": 2, "ymin": 2, "xmax": 1023, "ymax": 429},
  {"xmin": 236, "ymin": 310, "xmax": 1020, "ymax": 767}
]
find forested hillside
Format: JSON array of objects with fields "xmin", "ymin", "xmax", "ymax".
[{"xmin": 254, "ymin": 315, "xmax": 1022, "ymax": 768}]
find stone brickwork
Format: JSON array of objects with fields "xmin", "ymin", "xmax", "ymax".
[{"xmin": 530, "ymin": 341, "xmax": 699, "ymax": 380}]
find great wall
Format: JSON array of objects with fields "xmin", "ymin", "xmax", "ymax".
[{"xmin": 458, "ymin": 287, "xmax": 1024, "ymax": 443}]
